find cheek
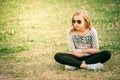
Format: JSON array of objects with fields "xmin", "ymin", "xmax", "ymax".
[
  {"xmin": 81, "ymin": 21, "xmax": 85, "ymax": 27},
  {"xmin": 81, "ymin": 23, "xmax": 85, "ymax": 26},
  {"xmin": 76, "ymin": 23, "xmax": 83, "ymax": 27}
]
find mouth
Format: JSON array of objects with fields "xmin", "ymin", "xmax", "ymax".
[{"xmin": 75, "ymin": 26, "xmax": 79, "ymax": 28}]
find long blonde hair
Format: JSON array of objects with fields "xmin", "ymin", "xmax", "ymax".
[{"xmin": 70, "ymin": 10, "xmax": 92, "ymax": 32}]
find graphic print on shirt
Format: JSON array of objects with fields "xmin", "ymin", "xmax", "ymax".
[{"xmin": 72, "ymin": 35, "xmax": 92, "ymax": 49}]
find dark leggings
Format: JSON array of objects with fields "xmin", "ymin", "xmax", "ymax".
[{"xmin": 54, "ymin": 50, "xmax": 111, "ymax": 68}]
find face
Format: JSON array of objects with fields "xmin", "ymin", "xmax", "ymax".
[{"xmin": 72, "ymin": 15, "xmax": 85, "ymax": 31}]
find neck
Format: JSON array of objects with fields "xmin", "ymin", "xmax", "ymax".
[
  {"xmin": 77, "ymin": 27, "xmax": 86, "ymax": 33},
  {"xmin": 77, "ymin": 28, "xmax": 89, "ymax": 36}
]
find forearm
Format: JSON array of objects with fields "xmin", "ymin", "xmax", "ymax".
[
  {"xmin": 81, "ymin": 48, "xmax": 99, "ymax": 54},
  {"xmin": 75, "ymin": 53, "xmax": 86, "ymax": 57},
  {"xmin": 70, "ymin": 51, "xmax": 86, "ymax": 57}
]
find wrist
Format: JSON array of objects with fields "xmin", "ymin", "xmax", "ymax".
[{"xmin": 76, "ymin": 49, "xmax": 82, "ymax": 53}]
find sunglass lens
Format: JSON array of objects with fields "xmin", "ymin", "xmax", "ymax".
[
  {"xmin": 77, "ymin": 20, "xmax": 81, "ymax": 24},
  {"xmin": 72, "ymin": 20, "xmax": 75, "ymax": 23},
  {"xmin": 72, "ymin": 20, "xmax": 81, "ymax": 24}
]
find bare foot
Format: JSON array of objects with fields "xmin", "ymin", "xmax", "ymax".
[{"xmin": 80, "ymin": 61, "xmax": 88, "ymax": 69}]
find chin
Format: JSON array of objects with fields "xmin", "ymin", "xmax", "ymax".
[{"xmin": 75, "ymin": 27, "xmax": 81, "ymax": 30}]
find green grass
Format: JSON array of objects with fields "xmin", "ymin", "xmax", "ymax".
[
  {"xmin": 0, "ymin": 0, "xmax": 120, "ymax": 80},
  {"xmin": 0, "ymin": 46, "xmax": 28, "ymax": 54}
]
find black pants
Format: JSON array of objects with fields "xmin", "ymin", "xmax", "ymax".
[{"xmin": 54, "ymin": 50, "xmax": 111, "ymax": 68}]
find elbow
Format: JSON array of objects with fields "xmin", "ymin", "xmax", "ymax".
[
  {"xmin": 95, "ymin": 49, "xmax": 99, "ymax": 53},
  {"xmin": 91, "ymin": 48, "xmax": 99, "ymax": 54}
]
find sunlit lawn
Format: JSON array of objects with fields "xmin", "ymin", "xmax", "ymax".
[{"xmin": 0, "ymin": 0, "xmax": 120, "ymax": 80}]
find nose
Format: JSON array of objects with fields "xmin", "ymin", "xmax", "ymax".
[{"xmin": 74, "ymin": 22, "xmax": 78, "ymax": 26}]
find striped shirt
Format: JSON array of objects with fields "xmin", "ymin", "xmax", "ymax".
[{"xmin": 68, "ymin": 27, "xmax": 99, "ymax": 55}]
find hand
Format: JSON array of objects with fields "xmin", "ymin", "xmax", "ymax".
[
  {"xmin": 70, "ymin": 51, "xmax": 77, "ymax": 56},
  {"xmin": 82, "ymin": 49, "xmax": 98, "ymax": 54}
]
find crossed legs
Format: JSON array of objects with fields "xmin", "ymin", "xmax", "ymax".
[{"xmin": 54, "ymin": 50, "xmax": 111, "ymax": 69}]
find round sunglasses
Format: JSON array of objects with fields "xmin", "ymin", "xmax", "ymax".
[{"xmin": 72, "ymin": 19, "xmax": 81, "ymax": 24}]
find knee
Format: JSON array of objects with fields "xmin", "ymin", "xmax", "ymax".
[
  {"xmin": 102, "ymin": 50, "xmax": 111, "ymax": 60},
  {"xmin": 54, "ymin": 52, "xmax": 62, "ymax": 61}
]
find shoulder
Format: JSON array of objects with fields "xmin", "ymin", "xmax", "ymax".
[
  {"xmin": 88, "ymin": 27, "xmax": 98, "ymax": 37},
  {"xmin": 90, "ymin": 27, "xmax": 97, "ymax": 34},
  {"xmin": 69, "ymin": 31, "xmax": 77, "ymax": 36},
  {"xmin": 90, "ymin": 27, "xmax": 97, "ymax": 31},
  {"xmin": 67, "ymin": 28, "xmax": 76, "ymax": 35}
]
